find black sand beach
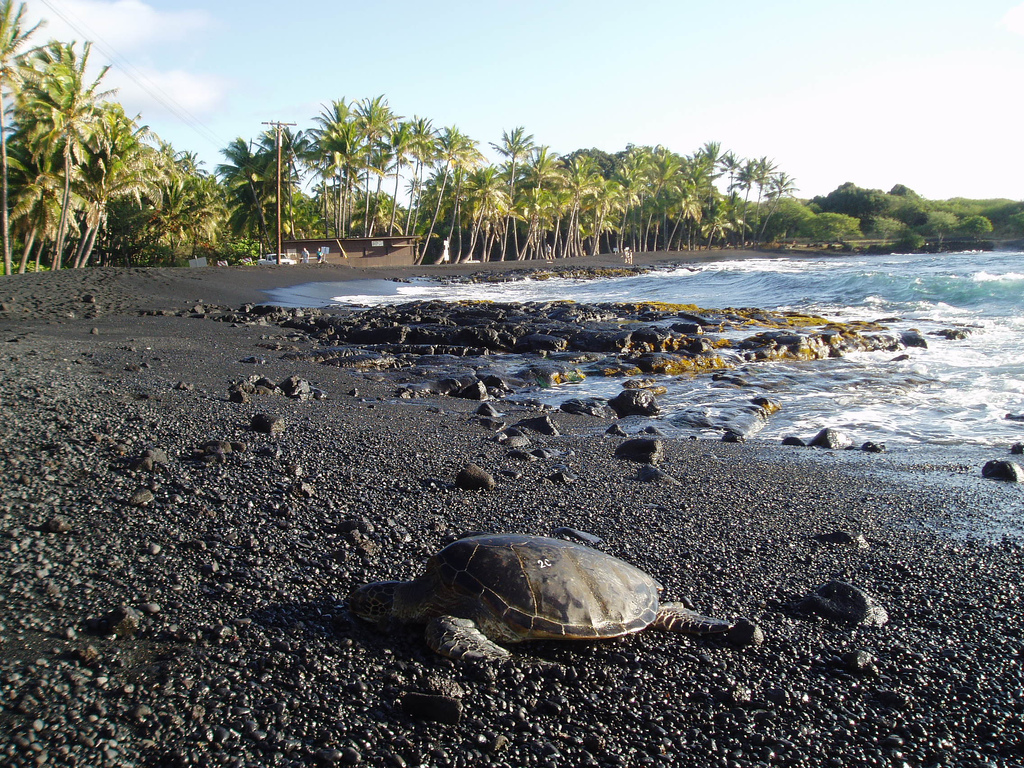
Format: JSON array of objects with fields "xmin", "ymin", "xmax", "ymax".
[{"xmin": 1, "ymin": 254, "xmax": 1023, "ymax": 767}]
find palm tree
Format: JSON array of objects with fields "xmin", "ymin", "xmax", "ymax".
[
  {"xmin": 751, "ymin": 156, "xmax": 778, "ymax": 240},
  {"xmin": 418, "ymin": 125, "xmax": 475, "ymax": 263},
  {"xmin": 733, "ymin": 158, "xmax": 757, "ymax": 246},
  {"xmin": 312, "ymin": 98, "xmax": 362, "ymax": 237},
  {"xmin": 154, "ymin": 170, "xmax": 225, "ymax": 260},
  {"xmin": 447, "ymin": 135, "xmax": 483, "ymax": 261},
  {"xmin": 520, "ymin": 146, "xmax": 562, "ymax": 260},
  {"xmin": 615, "ymin": 146, "xmax": 653, "ymax": 252},
  {"xmin": 386, "ymin": 120, "xmax": 413, "ymax": 234},
  {"xmin": 665, "ymin": 169, "xmax": 703, "ymax": 251},
  {"xmin": 644, "ymin": 146, "xmax": 681, "ymax": 251},
  {"xmin": 355, "ymin": 95, "xmax": 395, "ymax": 235},
  {"xmin": 491, "ymin": 126, "xmax": 534, "ymax": 260},
  {"xmin": 589, "ymin": 177, "xmax": 624, "ymax": 256},
  {"xmin": 702, "ymin": 198, "xmax": 735, "ymax": 249},
  {"xmin": 277, "ymin": 126, "xmax": 310, "ymax": 238},
  {"xmin": 562, "ymin": 155, "xmax": 601, "ymax": 259},
  {"xmin": 0, "ymin": 0, "xmax": 41, "ymax": 275},
  {"xmin": 404, "ymin": 116, "xmax": 436, "ymax": 238},
  {"xmin": 462, "ymin": 165, "xmax": 508, "ymax": 261},
  {"xmin": 719, "ymin": 151, "xmax": 740, "ymax": 197},
  {"xmin": 217, "ymin": 137, "xmax": 273, "ymax": 249},
  {"xmin": 22, "ymin": 40, "xmax": 112, "ymax": 269},
  {"xmin": 7, "ymin": 134, "xmax": 60, "ymax": 271},
  {"xmin": 757, "ymin": 171, "xmax": 798, "ymax": 243},
  {"xmin": 71, "ymin": 104, "xmax": 161, "ymax": 267}
]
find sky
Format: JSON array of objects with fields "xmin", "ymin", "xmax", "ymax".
[{"xmin": 19, "ymin": 0, "xmax": 1024, "ymax": 201}]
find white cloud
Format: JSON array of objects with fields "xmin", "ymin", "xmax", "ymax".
[
  {"xmin": 1001, "ymin": 3, "xmax": 1024, "ymax": 35},
  {"xmin": 105, "ymin": 66, "xmax": 231, "ymax": 119},
  {"xmin": 25, "ymin": 0, "xmax": 211, "ymax": 51},
  {"xmin": 23, "ymin": 1, "xmax": 227, "ymax": 148}
]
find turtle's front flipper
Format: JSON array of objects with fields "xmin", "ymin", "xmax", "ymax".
[
  {"xmin": 653, "ymin": 603, "xmax": 732, "ymax": 635},
  {"xmin": 425, "ymin": 616, "xmax": 510, "ymax": 660}
]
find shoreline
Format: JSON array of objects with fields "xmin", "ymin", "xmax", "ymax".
[
  {"xmin": 2, "ymin": 253, "xmax": 1023, "ymax": 766},
  {"xmin": 0, "ymin": 247, "xmax": 832, "ymax": 319}
]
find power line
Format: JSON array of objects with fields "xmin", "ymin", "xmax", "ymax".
[{"xmin": 37, "ymin": 0, "xmax": 227, "ymax": 154}]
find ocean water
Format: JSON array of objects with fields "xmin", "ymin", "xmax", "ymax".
[{"xmin": 264, "ymin": 251, "xmax": 1024, "ymax": 449}]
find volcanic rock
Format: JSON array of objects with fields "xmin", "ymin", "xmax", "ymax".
[
  {"xmin": 608, "ymin": 388, "xmax": 661, "ymax": 417},
  {"xmin": 810, "ymin": 427, "xmax": 853, "ymax": 450},
  {"xmin": 455, "ymin": 463, "xmax": 496, "ymax": 491},
  {"xmin": 981, "ymin": 459, "xmax": 1023, "ymax": 482},
  {"xmin": 614, "ymin": 438, "xmax": 664, "ymax": 464},
  {"xmin": 796, "ymin": 581, "xmax": 889, "ymax": 627},
  {"xmin": 251, "ymin": 413, "xmax": 285, "ymax": 434}
]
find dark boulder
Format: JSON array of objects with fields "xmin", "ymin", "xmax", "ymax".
[
  {"xmin": 476, "ymin": 402, "xmax": 504, "ymax": 418},
  {"xmin": 810, "ymin": 427, "xmax": 853, "ymax": 450},
  {"xmin": 900, "ymin": 330, "xmax": 928, "ymax": 349},
  {"xmin": 796, "ymin": 581, "xmax": 888, "ymax": 627},
  {"xmin": 515, "ymin": 415, "xmax": 560, "ymax": 436},
  {"xmin": 727, "ymin": 618, "xmax": 764, "ymax": 647},
  {"xmin": 543, "ymin": 468, "xmax": 578, "ymax": 484},
  {"xmin": 515, "ymin": 333, "xmax": 568, "ymax": 353},
  {"xmin": 251, "ymin": 413, "xmax": 285, "ymax": 435},
  {"xmin": 570, "ymin": 328, "xmax": 633, "ymax": 353},
  {"xmin": 434, "ymin": 378, "xmax": 467, "ymax": 396},
  {"xmin": 720, "ymin": 397, "xmax": 782, "ymax": 440},
  {"xmin": 609, "ymin": 388, "xmax": 661, "ymax": 418},
  {"xmin": 931, "ymin": 327, "xmax": 972, "ymax": 341},
  {"xmin": 279, "ymin": 375, "xmax": 314, "ymax": 399},
  {"xmin": 560, "ymin": 398, "xmax": 616, "ymax": 419},
  {"xmin": 480, "ymin": 374, "xmax": 518, "ymax": 393},
  {"xmin": 614, "ymin": 438, "xmax": 664, "ymax": 464},
  {"xmin": 495, "ymin": 429, "xmax": 531, "ymax": 448},
  {"xmin": 455, "ymin": 463, "xmax": 496, "ymax": 491},
  {"xmin": 42, "ymin": 515, "xmax": 72, "ymax": 534},
  {"xmin": 89, "ymin": 604, "xmax": 143, "ymax": 638},
  {"xmin": 454, "ymin": 380, "xmax": 490, "ymax": 401},
  {"xmin": 981, "ymin": 460, "xmax": 1023, "ymax": 482},
  {"xmin": 636, "ymin": 465, "xmax": 680, "ymax": 485}
]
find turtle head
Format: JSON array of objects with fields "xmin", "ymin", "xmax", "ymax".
[{"xmin": 348, "ymin": 581, "xmax": 401, "ymax": 625}]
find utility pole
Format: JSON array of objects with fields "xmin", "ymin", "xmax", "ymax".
[{"xmin": 262, "ymin": 121, "xmax": 296, "ymax": 264}]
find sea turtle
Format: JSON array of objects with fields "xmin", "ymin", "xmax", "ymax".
[{"xmin": 348, "ymin": 533, "xmax": 734, "ymax": 660}]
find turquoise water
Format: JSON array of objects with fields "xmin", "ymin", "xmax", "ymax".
[{"xmin": 265, "ymin": 251, "xmax": 1024, "ymax": 448}]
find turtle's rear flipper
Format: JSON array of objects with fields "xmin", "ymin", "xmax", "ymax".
[
  {"xmin": 426, "ymin": 615, "xmax": 511, "ymax": 660},
  {"xmin": 653, "ymin": 603, "xmax": 732, "ymax": 635}
]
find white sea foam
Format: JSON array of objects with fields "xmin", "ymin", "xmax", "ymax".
[{"xmin": 972, "ymin": 270, "xmax": 1024, "ymax": 282}]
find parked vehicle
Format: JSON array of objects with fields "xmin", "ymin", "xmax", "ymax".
[{"xmin": 257, "ymin": 254, "xmax": 296, "ymax": 265}]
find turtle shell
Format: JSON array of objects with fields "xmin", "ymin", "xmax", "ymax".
[{"xmin": 430, "ymin": 534, "xmax": 661, "ymax": 640}]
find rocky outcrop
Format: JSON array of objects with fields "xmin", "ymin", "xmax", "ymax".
[{"xmin": 249, "ymin": 300, "xmax": 911, "ymax": 380}]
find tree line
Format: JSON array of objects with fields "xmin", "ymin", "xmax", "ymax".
[{"xmin": 0, "ymin": 1, "xmax": 1020, "ymax": 273}]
